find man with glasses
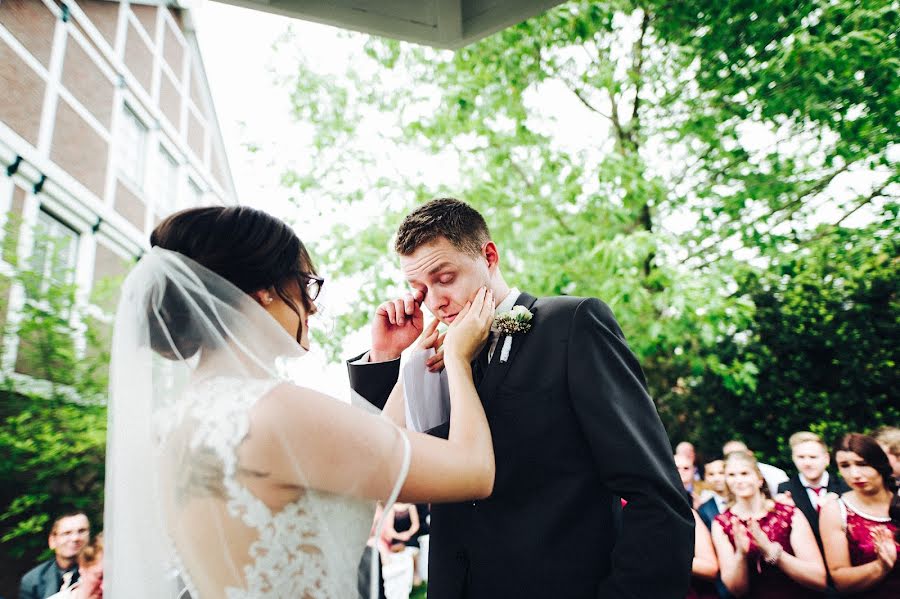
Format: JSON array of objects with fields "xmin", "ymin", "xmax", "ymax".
[{"xmin": 20, "ymin": 511, "xmax": 90, "ymax": 599}]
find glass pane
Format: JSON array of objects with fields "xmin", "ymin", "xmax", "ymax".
[{"xmin": 117, "ymin": 106, "xmax": 147, "ymax": 187}]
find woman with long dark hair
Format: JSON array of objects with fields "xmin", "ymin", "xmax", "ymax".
[
  {"xmin": 820, "ymin": 433, "xmax": 900, "ymax": 597},
  {"xmin": 711, "ymin": 451, "xmax": 826, "ymax": 598},
  {"xmin": 104, "ymin": 206, "xmax": 496, "ymax": 598}
]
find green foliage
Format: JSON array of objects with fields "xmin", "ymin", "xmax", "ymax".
[
  {"xmin": 275, "ymin": 1, "xmax": 898, "ymax": 458},
  {"xmin": 680, "ymin": 222, "xmax": 899, "ymax": 467},
  {"xmin": 0, "ymin": 224, "xmax": 108, "ymax": 566}
]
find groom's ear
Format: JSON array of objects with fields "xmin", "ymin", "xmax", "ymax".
[{"xmin": 482, "ymin": 241, "xmax": 500, "ymax": 271}]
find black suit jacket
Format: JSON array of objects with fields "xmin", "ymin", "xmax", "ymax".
[
  {"xmin": 348, "ymin": 294, "xmax": 693, "ymax": 599},
  {"xmin": 697, "ymin": 496, "xmax": 721, "ymax": 530},
  {"xmin": 777, "ymin": 472, "xmax": 849, "ymax": 550},
  {"xmin": 19, "ymin": 559, "xmax": 77, "ymax": 599}
]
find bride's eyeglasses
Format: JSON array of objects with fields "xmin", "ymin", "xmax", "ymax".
[{"xmin": 301, "ymin": 273, "xmax": 325, "ymax": 301}]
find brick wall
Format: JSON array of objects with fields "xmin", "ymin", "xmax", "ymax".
[
  {"xmin": 61, "ymin": 36, "xmax": 115, "ymax": 129},
  {"xmin": 91, "ymin": 241, "xmax": 131, "ymax": 311},
  {"xmin": 0, "ymin": 0, "xmax": 56, "ymax": 68},
  {"xmin": 187, "ymin": 109, "xmax": 206, "ymax": 160},
  {"xmin": 159, "ymin": 70, "xmax": 181, "ymax": 131},
  {"xmin": 0, "ymin": 39, "xmax": 45, "ymax": 146},
  {"xmin": 114, "ymin": 180, "xmax": 146, "ymax": 230},
  {"xmin": 163, "ymin": 21, "xmax": 184, "ymax": 77},
  {"xmin": 130, "ymin": 4, "xmax": 158, "ymax": 41},
  {"xmin": 124, "ymin": 23, "xmax": 153, "ymax": 94},
  {"xmin": 50, "ymin": 98, "xmax": 108, "ymax": 199},
  {"xmin": 79, "ymin": 0, "xmax": 119, "ymax": 48}
]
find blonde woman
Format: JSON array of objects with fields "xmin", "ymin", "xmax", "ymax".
[{"xmin": 711, "ymin": 452, "xmax": 826, "ymax": 597}]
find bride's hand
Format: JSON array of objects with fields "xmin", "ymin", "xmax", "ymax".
[{"xmin": 443, "ymin": 287, "xmax": 493, "ymax": 365}]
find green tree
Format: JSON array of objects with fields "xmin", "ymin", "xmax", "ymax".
[
  {"xmin": 0, "ymin": 222, "xmax": 109, "ymax": 579},
  {"xmin": 273, "ymin": 1, "xmax": 897, "ymax": 454},
  {"xmin": 683, "ymin": 221, "xmax": 899, "ymax": 466}
]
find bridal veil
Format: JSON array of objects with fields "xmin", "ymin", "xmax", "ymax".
[{"xmin": 104, "ymin": 247, "xmax": 409, "ymax": 598}]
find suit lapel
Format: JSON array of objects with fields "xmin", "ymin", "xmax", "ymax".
[
  {"xmin": 42, "ymin": 561, "xmax": 61, "ymax": 595},
  {"xmin": 790, "ymin": 476, "xmax": 818, "ymax": 531},
  {"xmin": 478, "ymin": 292, "xmax": 538, "ymax": 408}
]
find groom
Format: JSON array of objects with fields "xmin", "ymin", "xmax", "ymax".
[{"xmin": 348, "ymin": 198, "xmax": 693, "ymax": 598}]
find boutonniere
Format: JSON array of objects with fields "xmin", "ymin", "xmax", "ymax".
[{"xmin": 493, "ymin": 305, "xmax": 533, "ymax": 363}]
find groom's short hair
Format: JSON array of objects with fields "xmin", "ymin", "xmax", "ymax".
[{"xmin": 395, "ymin": 198, "xmax": 491, "ymax": 256}]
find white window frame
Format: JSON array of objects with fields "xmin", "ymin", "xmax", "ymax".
[
  {"xmin": 116, "ymin": 104, "xmax": 149, "ymax": 189},
  {"xmin": 154, "ymin": 143, "xmax": 180, "ymax": 217}
]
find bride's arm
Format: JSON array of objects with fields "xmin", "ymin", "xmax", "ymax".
[
  {"xmin": 246, "ymin": 289, "xmax": 494, "ymax": 504},
  {"xmin": 382, "ymin": 381, "xmax": 406, "ymax": 427}
]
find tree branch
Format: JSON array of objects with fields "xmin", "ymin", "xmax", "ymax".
[
  {"xmin": 507, "ymin": 156, "xmax": 575, "ymax": 236},
  {"xmin": 630, "ymin": 9, "xmax": 650, "ymax": 126}
]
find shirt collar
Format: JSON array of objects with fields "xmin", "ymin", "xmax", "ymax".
[
  {"xmin": 799, "ymin": 471, "xmax": 828, "ymax": 489},
  {"xmin": 494, "ymin": 287, "xmax": 521, "ymax": 316}
]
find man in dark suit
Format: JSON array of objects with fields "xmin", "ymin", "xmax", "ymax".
[
  {"xmin": 776, "ymin": 431, "xmax": 849, "ymax": 550},
  {"xmin": 697, "ymin": 459, "xmax": 726, "ymax": 530},
  {"xmin": 19, "ymin": 511, "xmax": 90, "ymax": 599},
  {"xmin": 348, "ymin": 198, "xmax": 693, "ymax": 599}
]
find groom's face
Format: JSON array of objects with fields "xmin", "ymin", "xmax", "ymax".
[{"xmin": 400, "ymin": 236, "xmax": 492, "ymax": 324}]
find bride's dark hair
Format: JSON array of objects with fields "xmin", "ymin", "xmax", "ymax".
[{"xmin": 147, "ymin": 206, "xmax": 317, "ymax": 358}]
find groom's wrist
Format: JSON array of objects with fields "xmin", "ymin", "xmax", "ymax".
[{"xmin": 369, "ymin": 349, "xmax": 401, "ymax": 363}]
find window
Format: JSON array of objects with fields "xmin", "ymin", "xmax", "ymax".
[
  {"xmin": 187, "ymin": 178, "xmax": 203, "ymax": 207},
  {"xmin": 154, "ymin": 146, "xmax": 179, "ymax": 216},
  {"xmin": 117, "ymin": 105, "xmax": 148, "ymax": 187},
  {"xmin": 29, "ymin": 210, "xmax": 79, "ymax": 294}
]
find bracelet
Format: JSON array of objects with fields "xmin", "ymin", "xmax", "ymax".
[{"xmin": 764, "ymin": 542, "xmax": 783, "ymax": 565}]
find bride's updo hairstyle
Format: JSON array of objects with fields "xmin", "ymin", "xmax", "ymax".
[{"xmin": 147, "ymin": 206, "xmax": 317, "ymax": 358}]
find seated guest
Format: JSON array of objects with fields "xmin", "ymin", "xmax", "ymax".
[
  {"xmin": 20, "ymin": 511, "xmax": 90, "ymax": 599},
  {"xmin": 698, "ymin": 459, "xmax": 727, "ymax": 530},
  {"xmin": 820, "ymin": 433, "xmax": 900, "ymax": 597},
  {"xmin": 874, "ymin": 427, "xmax": 900, "ymax": 485},
  {"xmin": 723, "ymin": 439, "xmax": 789, "ymax": 497},
  {"xmin": 712, "ymin": 451, "xmax": 827, "ymax": 598},
  {"xmin": 49, "ymin": 533, "xmax": 103, "ymax": 599},
  {"xmin": 689, "ymin": 508, "xmax": 719, "ymax": 599}
]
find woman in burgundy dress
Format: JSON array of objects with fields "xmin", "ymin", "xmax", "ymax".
[
  {"xmin": 688, "ymin": 508, "xmax": 719, "ymax": 599},
  {"xmin": 711, "ymin": 451, "xmax": 826, "ymax": 598},
  {"xmin": 820, "ymin": 433, "xmax": 899, "ymax": 598}
]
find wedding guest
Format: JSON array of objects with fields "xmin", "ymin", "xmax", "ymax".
[
  {"xmin": 874, "ymin": 427, "xmax": 900, "ymax": 484},
  {"xmin": 712, "ymin": 451, "xmax": 827, "ymax": 598},
  {"xmin": 677, "ymin": 441, "xmax": 697, "ymax": 464},
  {"xmin": 689, "ymin": 509, "xmax": 719, "ymax": 599},
  {"xmin": 698, "ymin": 459, "xmax": 727, "ymax": 529},
  {"xmin": 20, "ymin": 511, "xmax": 90, "ymax": 599},
  {"xmin": 723, "ymin": 439, "xmax": 789, "ymax": 497},
  {"xmin": 819, "ymin": 433, "xmax": 900, "ymax": 597},
  {"xmin": 676, "ymin": 453, "xmax": 699, "ymax": 507},
  {"xmin": 696, "ymin": 461, "xmax": 734, "ymax": 599},
  {"xmin": 49, "ymin": 533, "xmax": 103, "ymax": 599},
  {"xmin": 777, "ymin": 432, "xmax": 849, "ymax": 547}
]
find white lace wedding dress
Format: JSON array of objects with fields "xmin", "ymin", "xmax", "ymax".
[
  {"xmin": 105, "ymin": 248, "xmax": 410, "ymax": 599},
  {"xmin": 156, "ymin": 377, "xmax": 402, "ymax": 599}
]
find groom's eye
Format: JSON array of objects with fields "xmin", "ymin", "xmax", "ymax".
[{"xmin": 438, "ymin": 274, "xmax": 455, "ymax": 284}]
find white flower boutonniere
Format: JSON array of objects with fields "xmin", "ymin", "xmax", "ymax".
[{"xmin": 493, "ymin": 305, "xmax": 533, "ymax": 363}]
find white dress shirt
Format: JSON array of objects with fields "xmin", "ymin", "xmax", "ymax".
[{"xmin": 799, "ymin": 471, "xmax": 829, "ymax": 510}]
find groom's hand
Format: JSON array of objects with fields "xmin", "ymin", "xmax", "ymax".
[{"xmin": 371, "ymin": 290, "xmax": 425, "ymax": 362}]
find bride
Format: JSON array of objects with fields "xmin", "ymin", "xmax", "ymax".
[{"xmin": 104, "ymin": 206, "xmax": 495, "ymax": 598}]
